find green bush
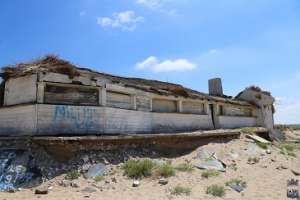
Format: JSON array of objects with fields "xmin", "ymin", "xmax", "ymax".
[
  {"xmin": 277, "ymin": 143, "xmax": 300, "ymax": 157},
  {"xmin": 94, "ymin": 175, "xmax": 105, "ymax": 182},
  {"xmin": 170, "ymin": 185, "xmax": 191, "ymax": 196},
  {"xmin": 206, "ymin": 184, "xmax": 225, "ymax": 197},
  {"xmin": 201, "ymin": 169, "xmax": 220, "ymax": 178},
  {"xmin": 175, "ymin": 163, "xmax": 194, "ymax": 172},
  {"xmin": 123, "ymin": 159, "xmax": 156, "ymax": 179},
  {"xmin": 156, "ymin": 163, "xmax": 176, "ymax": 177},
  {"xmin": 255, "ymin": 141, "xmax": 268, "ymax": 149},
  {"xmin": 65, "ymin": 170, "xmax": 81, "ymax": 180}
]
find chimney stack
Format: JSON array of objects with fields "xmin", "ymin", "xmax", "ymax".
[{"xmin": 209, "ymin": 78, "xmax": 223, "ymax": 96}]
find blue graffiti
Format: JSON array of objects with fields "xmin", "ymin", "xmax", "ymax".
[
  {"xmin": 0, "ymin": 151, "xmax": 39, "ymax": 191},
  {"xmin": 53, "ymin": 105, "xmax": 96, "ymax": 129}
]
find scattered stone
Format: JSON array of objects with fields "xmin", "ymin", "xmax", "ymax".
[
  {"xmin": 35, "ymin": 187, "xmax": 48, "ymax": 195},
  {"xmin": 266, "ymin": 149, "xmax": 271, "ymax": 154},
  {"xmin": 71, "ymin": 181, "xmax": 80, "ymax": 188},
  {"xmin": 111, "ymin": 177, "xmax": 117, "ymax": 183},
  {"xmin": 132, "ymin": 180, "xmax": 140, "ymax": 187},
  {"xmin": 194, "ymin": 159, "xmax": 226, "ymax": 172},
  {"xmin": 291, "ymin": 169, "xmax": 300, "ymax": 176},
  {"xmin": 158, "ymin": 178, "xmax": 168, "ymax": 185},
  {"xmin": 276, "ymin": 164, "xmax": 288, "ymax": 170},
  {"xmin": 196, "ymin": 149, "xmax": 215, "ymax": 160},
  {"xmin": 228, "ymin": 184, "xmax": 244, "ymax": 193},
  {"xmin": 58, "ymin": 180, "xmax": 71, "ymax": 187},
  {"xmin": 84, "ymin": 163, "xmax": 106, "ymax": 179},
  {"xmin": 81, "ymin": 186, "xmax": 97, "ymax": 193}
]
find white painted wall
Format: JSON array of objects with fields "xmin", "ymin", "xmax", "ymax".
[
  {"xmin": 218, "ymin": 116, "xmax": 257, "ymax": 129},
  {"xmin": 0, "ymin": 105, "xmax": 36, "ymax": 135},
  {"xmin": 4, "ymin": 75, "xmax": 37, "ymax": 106},
  {"xmin": 0, "ymin": 104, "xmax": 215, "ymax": 136}
]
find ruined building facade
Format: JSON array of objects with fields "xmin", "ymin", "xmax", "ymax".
[{"xmin": 0, "ymin": 56, "xmax": 275, "ymax": 136}]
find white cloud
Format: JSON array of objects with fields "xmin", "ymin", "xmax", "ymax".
[
  {"xmin": 80, "ymin": 11, "xmax": 86, "ymax": 16},
  {"xmin": 136, "ymin": 56, "xmax": 197, "ymax": 72},
  {"xmin": 97, "ymin": 11, "xmax": 144, "ymax": 31},
  {"xmin": 136, "ymin": 0, "xmax": 162, "ymax": 9},
  {"xmin": 136, "ymin": 0, "xmax": 177, "ymax": 15}
]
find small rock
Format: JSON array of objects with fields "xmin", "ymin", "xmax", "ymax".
[
  {"xmin": 81, "ymin": 187, "xmax": 97, "ymax": 193},
  {"xmin": 291, "ymin": 169, "xmax": 300, "ymax": 176},
  {"xmin": 111, "ymin": 177, "xmax": 117, "ymax": 183},
  {"xmin": 59, "ymin": 180, "xmax": 71, "ymax": 187},
  {"xmin": 158, "ymin": 178, "xmax": 168, "ymax": 185},
  {"xmin": 266, "ymin": 149, "xmax": 271, "ymax": 154},
  {"xmin": 35, "ymin": 188, "xmax": 48, "ymax": 195},
  {"xmin": 82, "ymin": 155, "xmax": 89, "ymax": 163},
  {"xmin": 71, "ymin": 181, "xmax": 80, "ymax": 188},
  {"xmin": 276, "ymin": 164, "xmax": 288, "ymax": 170},
  {"xmin": 132, "ymin": 180, "xmax": 140, "ymax": 187}
]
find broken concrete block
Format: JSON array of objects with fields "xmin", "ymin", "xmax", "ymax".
[
  {"xmin": 246, "ymin": 134, "xmax": 270, "ymax": 144},
  {"xmin": 194, "ymin": 159, "xmax": 226, "ymax": 172},
  {"xmin": 84, "ymin": 163, "xmax": 106, "ymax": 179}
]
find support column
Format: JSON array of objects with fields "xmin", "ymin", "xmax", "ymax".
[
  {"xmin": 131, "ymin": 94, "xmax": 137, "ymax": 110},
  {"xmin": 99, "ymin": 87, "xmax": 106, "ymax": 106},
  {"xmin": 177, "ymin": 100, "xmax": 182, "ymax": 113},
  {"xmin": 37, "ymin": 82, "xmax": 45, "ymax": 103}
]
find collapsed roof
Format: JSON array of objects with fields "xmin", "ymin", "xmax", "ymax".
[{"xmin": 0, "ymin": 55, "xmax": 256, "ymax": 107}]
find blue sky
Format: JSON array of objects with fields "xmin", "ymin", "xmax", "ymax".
[{"xmin": 0, "ymin": 0, "xmax": 299, "ymax": 124}]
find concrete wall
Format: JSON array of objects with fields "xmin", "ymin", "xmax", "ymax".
[
  {"xmin": 152, "ymin": 112, "xmax": 213, "ymax": 132},
  {"xmin": 4, "ymin": 75, "xmax": 37, "ymax": 106},
  {"xmin": 0, "ymin": 105, "xmax": 36, "ymax": 135},
  {"xmin": 182, "ymin": 101, "xmax": 205, "ymax": 114},
  {"xmin": 0, "ymin": 104, "xmax": 215, "ymax": 136},
  {"xmin": 37, "ymin": 104, "xmax": 105, "ymax": 135},
  {"xmin": 218, "ymin": 116, "xmax": 257, "ymax": 129},
  {"xmin": 152, "ymin": 99, "xmax": 177, "ymax": 113}
]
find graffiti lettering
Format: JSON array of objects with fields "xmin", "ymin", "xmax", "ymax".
[{"xmin": 53, "ymin": 105, "xmax": 96, "ymax": 130}]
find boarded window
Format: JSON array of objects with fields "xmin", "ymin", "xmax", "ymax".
[
  {"xmin": 152, "ymin": 99, "xmax": 177, "ymax": 113},
  {"xmin": 223, "ymin": 106, "xmax": 252, "ymax": 117},
  {"xmin": 106, "ymin": 91, "xmax": 132, "ymax": 109},
  {"xmin": 182, "ymin": 101, "xmax": 205, "ymax": 114},
  {"xmin": 44, "ymin": 84, "xmax": 99, "ymax": 105},
  {"xmin": 136, "ymin": 95, "xmax": 151, "ymax": 111}
]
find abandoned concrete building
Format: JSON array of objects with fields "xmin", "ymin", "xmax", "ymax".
[{"xmin": 0, "ymin": 56, "xmax": 275, "ymax": 136}]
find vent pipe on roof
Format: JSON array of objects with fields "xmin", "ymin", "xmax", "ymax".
[{"xmin": 209, "ymin": 78, "xmax": 223, "ymax": 96}]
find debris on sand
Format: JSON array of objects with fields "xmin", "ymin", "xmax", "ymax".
[
  {"xmin": 194, "ymin": 149, "xmax": 226, "ymax": 172},
  {"xmin": 84, "ymin": 163, "xmax": 106, "ymax": 179},
  {"xmin": 246, "ymin": 134, "xmax": 270, "ymax": 144}
]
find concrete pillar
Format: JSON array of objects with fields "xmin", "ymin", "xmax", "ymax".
[
  {"xmin": 149, "ymin": 98, "xmax": 153, "ymax": 111},
  {"xmin": 37, "ymin": 82, "xmax": 45, "ymax": 103},
  {"xmin": 177, "ymin": 100, "xmax": 182, "ymax": 112},
  {"xmin": 131, "ymin": 95, "xmax": 137, "ymax": 110},
  {"xmin": 99, "ymin": 87, "xmax": 106, "ymax": 106},
  {"xmin": 209, "ymin": 78, "xmax": 223, "ymax": 96}
]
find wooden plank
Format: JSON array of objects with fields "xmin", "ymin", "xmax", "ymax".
[
  {"xmin": 106, "ymin": 91, "xmax": 132, "ymax": 109},
  {"xmin": 152, "ymin": 99, "xmax": 177, "ymax": 113},
  {"xmin": 44, "ymin": 84, "xmax": 99, "ymax": 105}
]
